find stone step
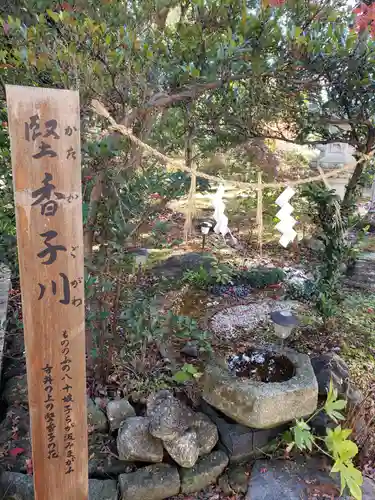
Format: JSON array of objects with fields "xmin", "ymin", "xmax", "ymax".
[
  {"xmin": 245, "ymin": 457, "xmax": 375, "ymax": 499},
  {"xmin": 344, "ymin": 277, "xmax": 375, "ymax": 290}
]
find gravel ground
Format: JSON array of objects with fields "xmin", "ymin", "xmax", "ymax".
[
  {"xmin": 168, "ymin": 486, "xmax": 244, "ymax": 500},
  {"xmin": 210, "ymin": 299, "xmax": 299, "ymax": 339}
]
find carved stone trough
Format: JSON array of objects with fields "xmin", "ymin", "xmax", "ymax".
[{"xmin": 201, "ymin": 346, "xmax": 318, "ymax": 429}]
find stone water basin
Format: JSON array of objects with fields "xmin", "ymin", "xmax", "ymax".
[{"xmin": 201, "ymin": 346, "xmax": 318, "ymax": 429}]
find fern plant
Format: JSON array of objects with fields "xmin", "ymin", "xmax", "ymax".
[{"xmin": 283, "ymin": 381, "xmax": 363, "ymax": 500}]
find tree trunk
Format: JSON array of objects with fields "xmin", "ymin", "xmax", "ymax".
[
  {"xmin": 341, "ymin": 160, "xmax": 366, "ymax": 217},
  {"xmin": 84, "ymin": 172, "xmax": 104, "ymax": 258},
  {"xmin": 342, "ymin": 127, "xmax": 375, "ymax": 217}
]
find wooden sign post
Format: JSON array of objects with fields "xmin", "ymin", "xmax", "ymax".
[{"xmin": 6, "ymin": 86, "xmax": 88, "ymax": 500}]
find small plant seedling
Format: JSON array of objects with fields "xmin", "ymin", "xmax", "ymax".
[{"xmin": 173, "ymin": 363, "xmax": 203, "ymax": 383}]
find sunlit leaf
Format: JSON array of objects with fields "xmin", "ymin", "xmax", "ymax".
[{"xmin": 173, "ymin": 370, "xmax": 191, "ymax": 383}]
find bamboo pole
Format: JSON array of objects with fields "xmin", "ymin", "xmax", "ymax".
[{"xmin": 256, "ymin": 171, "xmax": 263, "ymax": 257}]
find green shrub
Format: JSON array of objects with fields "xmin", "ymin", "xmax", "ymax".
[
  {"xmin": 285, "ymin": 278, "xmax": 317, "ymax": 301},
  {"xmin": 211, "ymin": 262, "xmax": 234, "ymax": 285},
  {"xmin": 182, "ymin": 262, "xmax": 234, "ymax": 288},
  {"xmin": 119, "ymin": 295, "xmax": 211, "ymax": 355},
  {"xmin": 0, "ymin": 234, "xmax": 18, "ymax": 274},
  {"xmin": 237, "ymin": 267, "xmax": 285, "ymax": 288},
  {"xmin": 182, "ymin": 266, "xmax": 213, "ymax": 288},
  {"xmin": 302, "ymin": 183, "xmax": 347, "ymax": 321}
]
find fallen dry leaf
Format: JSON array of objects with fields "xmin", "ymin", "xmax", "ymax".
[{"xmin": 304, "ymin": 482, "xmax": 339, "ymax": 499}]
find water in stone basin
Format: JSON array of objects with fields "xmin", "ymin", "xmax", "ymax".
[{"xmin": 227, "ymin": 348, "xmax": 295, "ymax": 382}]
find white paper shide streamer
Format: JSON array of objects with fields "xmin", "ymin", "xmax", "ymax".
[
  {"xmin": 212, "ymin": 185, "xmax": 237, "ymax": 244},
  {"xmin": 275, "ymin": 186, "xmax": 297, "ymax": 248}
]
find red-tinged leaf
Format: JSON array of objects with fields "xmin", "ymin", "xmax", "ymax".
[
  {"xmin": 260, "ymin": 467, "xmax": 268, "ymax": 473},
  {"xmin": 61, "ymin": 2, "xmax": 74, "ymax": 11},
  {"xmin": 9, "ymin": 447, "xmax": 25, "ymax": 457},
  {"xmin": 26, "ymin": 458, "xmax": 33, "ymax": 475},
  {"xmin": 3, "ymin": 22, "xmax": 9, "ymax": 35}
]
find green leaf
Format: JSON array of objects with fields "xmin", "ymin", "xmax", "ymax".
[
  {"xmin": 324, "ymin": 379, "xmax": 346, "ymax": 422},
  {"xmin": 292, "ymin": 420, "xmax": 314, "ymax": 451},
  {"xmin": 90, "ymin": 348, "xmax": 98, "ymax": 359},
  {"xmin": 346, "ymin": 478, "xmax": 362, "ymax": 500},
  {"xmin": 331, "ymin": 460, "xmax": 362, "ymax": 499},
  {"xmin": 184, "ymin": 363, "xmax": 198, "ymax": 375},
  {"xmin": 296, "ymin": 419, "xmax": 310, "ymax": 431},
  {"xmin": 282, "ymin": 430, "xmax": 293, "ymax": 443},
  {"xmin": 329, "ymin": 409, "xmax": 346, "ymax": 422},
  {"xmin": 337, "ymin": 440, "xmax": 358, "ymax": 462},
  {"xmin": 325, "ymin": 426, "xmax": 358, "ymax": 461},
  {"xmin": 46, "ymin": 9, "xmax": 60, "ymax": 23},
  {"xmin": 173, "ymin": 370, "xmax": 191, "ymax": 383},
  {"xmin": 82, "ymin": 202, "xmax": 89, "ymax": 225},
  {"xmin": 327, "ymin": 12, "xmax": 338, "ymax": 22}
]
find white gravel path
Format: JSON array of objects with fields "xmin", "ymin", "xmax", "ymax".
[{"xmin": 210, "ymin": 299, "xmax": 299, "ymax": 339}]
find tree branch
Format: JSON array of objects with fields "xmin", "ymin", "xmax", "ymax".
[
  {"xmin": 91, "ymin": 99, "xmax": 371, "ymax": 193},
  {"xmin": 318, "ymin": 116, "xmax": 373, "ymax": 127},
  {"xmin": 250, "ymin": 131, "xmax": 354, "ymax": 147},
  {"xmin": 144, "ymin": 73, "xmax": 260, "ymax": 109}
]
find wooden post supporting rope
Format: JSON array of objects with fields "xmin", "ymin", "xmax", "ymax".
[
  {"xmin": 184, "ymin": 162, "xmax": 197, "ymax": 242},
  {"xmin": 256, "ymin": 171, "xmax": 263, "ymax": 257},
  {"xmin": 6, "ymin": 85, "xmax": 88, "ymax": 500}
]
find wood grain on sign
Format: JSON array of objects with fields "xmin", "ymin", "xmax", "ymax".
[{"xmin": 6, "ymin": 85, "xmax": 88, "ymax": 500}]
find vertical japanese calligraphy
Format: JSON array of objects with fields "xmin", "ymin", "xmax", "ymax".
[
  {"xmin": 42, "ymin": 364, "xmax": 59, "ymax": 460},
  {"xmin": 6, "ymin": 85, "xmax": 88, "ymax": 500},
  {"xmin": 32, "ymin": 173, "xmax": 65, "ymax": 216},
  {"xmin": 61, "ymin": 330, "xmax": 75, "ymax": 475}
]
